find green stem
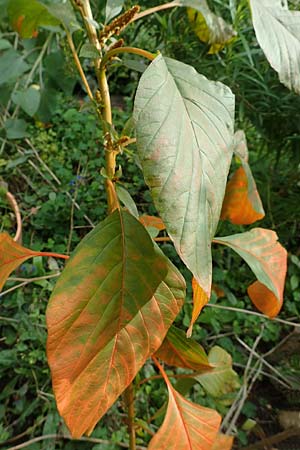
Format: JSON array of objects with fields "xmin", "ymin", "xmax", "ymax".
[
  {"xmin": 65, "ymin": 30, "xmax": 94, "ymax": 102},
  {"xmin": 123, "ymin": 382, "xmax": 136, "ymax": 450},
  {"xmin": 98, "ymin": 67, "xmax": 119, "ymax": 213},
  {"xmin": 101, "ymin": 46, "xmax": 156, "ymax": 69}
]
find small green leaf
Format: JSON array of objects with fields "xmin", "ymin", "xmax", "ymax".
[
  {"xmin": 5, "ymin": 119, "xmax": 29, "ymax": 139},
  {"xmin": 79, "ymin": 43, "xmax": 100, "ymax": 59},
  {"xmin": 106, "ymin": 0, "xmax": 124, "ymax": 23},
  {"xmin": 0, "ymin": 39, "xmax": 12, "ymax": 50},
  {"xmin": 116, "ymin": 185, "xmax": 139, "ymax": 218},
  {"xmin": 0, "ymin": 49, "xmax": 29, "ymax": 86},
  {"xmin": 12, "ymin": 85, "xmax": 41, "ymax": 117},
  {"xmin": 195, "ymin": 346, "xmax": 240, "ymax": 397}
]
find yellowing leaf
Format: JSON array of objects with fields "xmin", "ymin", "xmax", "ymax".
[
  {"xmin": 149, "ymin": 357, "xmax": 221, "ymax": 449},
  {"xmin": 139, "ymin": 214, "xmax": 166, "ymax": 230},
  {"xmin": 186, "ymin": 4, "xmax": 236, "ymax": 54},
  {"xmin": 8, "ymin": 0, "xmax": 60, "ymax": 38},
  {"xmin": 187, "ymin": 277, "xmax": 209, "ymax": 337},
  {"xmin": 221, "ymin": 130, "xmax": 265, "ymax": 225},
  {"xmin": 0, "ymin": 233, "xmax": 68, "ymax": 291},
  {"xmin": 155, "ymin": 325, "xmax": 211, "ymax": 371},
  {"xmin": 221, "ymin": 166, "xmax": 265, "ymax": 225},
  {"xmin": 46, "ymin": 209, "xmax": 185, "ymax": 438},
  {"xmin": 248, "ymin": 281, "xmax": 283, "ymax": 318},
  {"xmin": 212, "ymin": 433, "xmax": 234, "ymax": 449},
  {"xmin": 195, "ymin": 346, "xmax": 240, "ymax": 398},
  {"xmin": 214, "ymin": 228, "xmax": 287, "ymax": 317}
]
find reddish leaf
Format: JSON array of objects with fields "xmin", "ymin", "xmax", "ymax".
[
  {"xmin": 139, "ymin": 214, "xmax": 166, "ymax": 231},
  {"xmin": 0, "ymin": 233, "xmax": 68, "ymax": 291},
  {"xmin": 46, "ymin": 209, "xmax": 185, "ymax": 438},
  {"xmin": 215, "ymin": 228, "xmax": 287, "ymax": 317},
  {"xmin": 187, "ymin": 277, "xmax": 209, "ymax": 337},
  {"xmin": 149, "ymin": 357, "xmax": 221, "ymax": 449},
  {"xmin": 248, "ymin": 281, "xmax": 283, "ymax": 318},
  {"xmin": 221, "ymin": 166, "xmax": 265, "ymax": 225},
  {"xmin": 221, "ymin": 130, "xmax": 264, "ymax": 225},
  {"xmin": 155, "ymin": 325, "xmax": 211, "ymax": 371},
  {"xmin": 212, "ymin": 283, "xmax": 225, "ymax": 299},
  {"xmin": 212, "ymin": 433, "xmax": 234, "ymax": 449}
]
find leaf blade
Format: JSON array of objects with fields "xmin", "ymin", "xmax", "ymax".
[
  {"xmin": 149, "ymin": 358, "xmax": 221, "ymax": 450},
  {"xmin": 195, "ymin": 346, "xmax": 240, "ymax": 398},
  {"xmin": 46, "ymin": 209, "xmax": 185, "ymax": 438},
  {"xmin": 221, "ymin": 131, "xmax": 264, "ymax": 225},
  {"xmin": 250, "ymin": 0, "xmax": 300, "ymax": 94},
  {"xmin": 7, "ymin": 0, "xmax": 60, "ymax": 38},
  {"xmin": 214, "ymin": 228, "xmax": 287, "ymax": 316},
  {"xmin": 134, "ymin": 55, "xmax": 235, "ymax": 297},
  {"xmin": 0, "ymin": 233, "xmax": 67, "ymax": 291},
  {"xmin": 155, "ymin": 325, "xmax": 211, "ymax": 371}
]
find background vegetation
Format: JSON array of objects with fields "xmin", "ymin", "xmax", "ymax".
[{"xmin": 0, "ymin": 0, "xmax": 300, "ymax": 448}]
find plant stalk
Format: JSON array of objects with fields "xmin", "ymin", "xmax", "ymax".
[
  {"xmin": 131, "ymin": 1, "xmax": 181, "ymax": 22},
  {"xmin": 123, "ymin": 382, "xmax": 136, "ymax": 450},
  {"xmin": 65, "ymin": 30, "xmax": 94, "ymax": 102},
  {"xmin": 100, "ymin": 46, "xmax": 156, "ymax": 69},
  {"xmin": 98, "ymin": 67, "xmax": 119, "ymax": 213}
]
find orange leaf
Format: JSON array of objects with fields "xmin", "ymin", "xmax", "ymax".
[
  {"xmin": 221, "ymin": 166, "xmax": 264, "ymax": 225},
  {"xmin": 248, "ymin": 281, "xmax": 283, "ymax": 318},
  {"xmin": 187, "ymin": 277, "xmax": 209, "ymax": 337},
  {"xmin": 155, "ymin": 325, "xmax": 212, "ymax": 371},
  {"xmin": 46, "ymin": 210, "xmax": 185, "ymax": 438},
  {"xmin": 139, "ymin": 214, "xmax": 166, "ymax": 230},
  {"xmin": 212, "ymin": 433, "xmax": 234, "ymax": 449},
  {"xmin": 215, "ymin": 228, "xmax": 287, "ymax": 317},
  {"xmin": 0, "ymin": 233, "xmax": 68, "ymax": 291},
  {"xmin": 149, "ymin": 357, "xmax": 221, "ymax": 449},
  {"xmin": 15, "ymin": 15, "xmax": 25, "ymax": 33}
]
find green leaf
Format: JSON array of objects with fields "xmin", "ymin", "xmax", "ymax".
[
  {"xmin": 0, "ymin": 39, "xmax": 12, "ymax": 50},
  {"xmin": 195, "ymin": 346, "xmax": 240, "ymax": 397},
  {"xmin": 106, "ymin": 0, "xmax": 124, "ymax": 23},
  {"xmin": 179, "ymin": 0, "xmax": 236, "ymax": 53},
  {"xmin": 44, "ymin": 1, "xmax": 81, "ymax": 34},
  {"xmin": 12, "ymin": 85, "xmax": 41, "ymax": 117},
  {"xmin": 250, "ymin": 0, "xmax": 300, "ymax": 94},
  {"xmin": 46, "ymin": 209, "xmax": 185, "ymax": 438},
  {"xmin": 134, "ymin": 55, "xmax": 235, "ymax": 297},
  {"xmin": 155, "ymin": 325, "xmax": 211, "ymax": 371},
  {"xmin": 116, "ymin": 184, "xmax": 139, "ymax": 218},
  {"xmin": 4, "ymin": 118, "xmax": 29, "ymax": 139},
  {"xmin": 7, "ymin": 0, "xmax": 60, "ymax": 38},
  {"xmin": 44, "ymin": 51, "xmax": 77, "ymax": 95},
  {"xmin": 79, "ymin": 43, "xmax": 100, "ymax": 59},
  {"xmin": 0, "ymin": 49, "xmax": 29, "ymax": 86}
]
